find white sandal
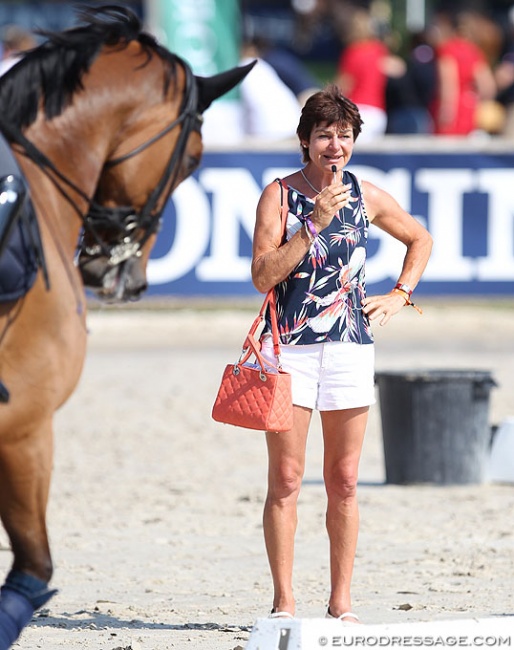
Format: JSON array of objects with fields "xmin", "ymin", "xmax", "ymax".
[
  {"xmin": 269, "ymin": 609, "xmax": 294, "ymax": 619},
  {"xmin": 326, "ymin": 608, "xmax": 360, "ymax": 624}
]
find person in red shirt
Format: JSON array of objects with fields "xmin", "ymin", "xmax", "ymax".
[
  {"xmin": 336, "ymin": 9, "xmax": 403, "ymax": 142},
  {"xmin": 429, "ymin": 8, "xmax": 496, "ymax": 135}
]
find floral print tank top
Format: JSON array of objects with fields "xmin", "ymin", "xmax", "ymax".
[{"xmin": 265, "ymin": 170, "xmax": 374, "ymax": 346}]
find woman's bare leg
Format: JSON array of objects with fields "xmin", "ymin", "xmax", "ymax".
[
  {"xmin": 263, "ymin": 405, "xmax": 311, "ymax": 615},
  {"xmin": 321, "ymin": 406, "xmax": 369, "ymax": 620}
]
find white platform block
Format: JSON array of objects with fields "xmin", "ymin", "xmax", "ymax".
[
  {"xmin": 245, "ymin": 616, "xmax": 514, "ymax": 649},
  {"xmin": 488, "ymin": 417, "xmax": 514, "ymax": 483}
]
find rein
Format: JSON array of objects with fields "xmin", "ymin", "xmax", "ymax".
[
  {"xmin": 0, "ymin": 54, "xmax": 199, "ymax": 268},
  {"xmin": 105, "ymin": 104, "xmax": 202, "ymax": 168}
]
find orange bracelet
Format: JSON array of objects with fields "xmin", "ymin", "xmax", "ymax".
[{"xmin": 392, "ymin": 288, "xmax": 423, "ymax": 315}]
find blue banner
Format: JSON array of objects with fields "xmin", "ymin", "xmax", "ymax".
[{"xmin": 147, "ymin": 149, "xmax": 514, "ymax": 297}]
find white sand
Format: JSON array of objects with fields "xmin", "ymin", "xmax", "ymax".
[{"xmin": 2, "ymin": 299, "xmax": 513, "ymax": 649}]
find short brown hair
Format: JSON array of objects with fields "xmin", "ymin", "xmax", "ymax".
[{"xmin": 297, "ymin": 84, "xmax": 363, "ymax": 163}]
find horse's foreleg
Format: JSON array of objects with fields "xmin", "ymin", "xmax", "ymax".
[{"xmin": 0, "ymin": 420, "xmax": 57, "ymax": 649}]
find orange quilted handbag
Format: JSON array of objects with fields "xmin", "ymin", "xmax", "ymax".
[
  {"xmin": 211, "ymin": 290, "xmax": 293, "ymax": 432},
  {"xmin": 212, "ymin": 179, "xmax": 292, "ymax": 433}
]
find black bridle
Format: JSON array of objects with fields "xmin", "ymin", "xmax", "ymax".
[{"xmin": 0, "ymin": 54, "xmax": 200, "ymax": 270}]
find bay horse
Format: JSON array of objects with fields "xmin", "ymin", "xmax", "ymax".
[{"xmin": 0, "ymin": 5, "xmax": 254, "ymax": 648}]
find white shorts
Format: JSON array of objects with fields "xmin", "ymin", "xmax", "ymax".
[{"xmin": 260, "ymin": 339, "xmax": 376, "ymax": 411}]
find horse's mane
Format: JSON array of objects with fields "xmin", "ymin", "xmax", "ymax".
[{"xmin": 0, "ymin": 4, "xmax": 179, "ymax": 131}]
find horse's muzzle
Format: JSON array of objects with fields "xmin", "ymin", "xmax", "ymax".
[{"xmin": 79, "ymin": 256, "xmax": 148, "ymax": 303}]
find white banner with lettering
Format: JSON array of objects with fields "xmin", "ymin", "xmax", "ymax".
[{"xmin": 147, "ymin": 150, "xmax": 514, "ymax": 297}]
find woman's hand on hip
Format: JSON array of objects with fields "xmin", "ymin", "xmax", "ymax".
[{"xmin": 361, "ymin": 291, "xmax": 407, "ymax": 327}]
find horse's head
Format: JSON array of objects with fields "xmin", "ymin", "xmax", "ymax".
[
  {"xmin": 78, "ymin": 53, "xmax": 255, "ymax": 302},
  {"xmin": 0, "ymin": 5, "xmax": 253, "ymax": 301},
  {"xmin": 0, "ymin": 5, "xmax": 256, "ymax": 304}
]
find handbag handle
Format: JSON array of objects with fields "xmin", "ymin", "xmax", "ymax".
[{"xmin": 237, "ymin": 180, "xmax": 288, "ymax": 371}]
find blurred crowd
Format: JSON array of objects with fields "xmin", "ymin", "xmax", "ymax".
[
  {"xmin": 3, "ymin": 1, "xmax": 514, "ymax": 142},
  {"xmin": 331, "ymin": 1, "xmax": 512, "ymax": 140},
  {"xmin": 239, "ymin": 0, "xmax": 514, "ymax": 142}
]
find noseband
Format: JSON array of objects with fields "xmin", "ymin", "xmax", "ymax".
[{"xmin": 0, "ymin": 54, "xmax": 201, "ymax": 271}]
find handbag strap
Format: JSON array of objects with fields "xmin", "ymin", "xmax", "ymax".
[
  {"xmin": 238, "ymin": 180, "xmax": 288, "ymax": 370},
  {"xmin": 265, "ymin": 179, "xmax": 288, "ymax": 362}
]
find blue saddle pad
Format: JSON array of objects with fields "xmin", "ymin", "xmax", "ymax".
[
  {"xmin": 0, "ymin": 207, "xmax": 40, "ymax": 301},
  {"xmin": 0, "ymin": 133, "xmax": 43, "ymax": 302}
]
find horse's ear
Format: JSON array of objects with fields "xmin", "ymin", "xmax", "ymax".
[{"xmin": 195, "ymin": 60, "xmax": 257, "ymax": 114}]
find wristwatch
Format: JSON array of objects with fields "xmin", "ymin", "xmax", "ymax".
[{"xmin": 394, "ymin": 282, "xmax": 413, "ymax": 296}]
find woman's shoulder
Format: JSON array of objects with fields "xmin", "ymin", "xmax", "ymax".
[
  {"xmin": 273, "ymin": 172, "xmax": 312, "ymax": 202},
  {"xmin": 259, "ymin": 177, "xmax": 303, "ymax": 212},
  {"xmin": 280, "ymin": 170, "xmax": 304, "ymax": 189},
  {"xmin": 259, "ymin": 179, "xmax": 282, "ymax": 206}
]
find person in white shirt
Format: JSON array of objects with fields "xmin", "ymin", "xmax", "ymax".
[
  {"xmin": 239, "ymin": 41, "xmax": 302, "ymax": 141},
  {"xmin": 0, "ymin": 25, "xmax": 36, "ymax": 76}
]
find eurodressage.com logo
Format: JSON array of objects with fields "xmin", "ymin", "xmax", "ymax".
[{"xmin": 315, "ymin": 635, "xmax": 512, "ymax": 647}]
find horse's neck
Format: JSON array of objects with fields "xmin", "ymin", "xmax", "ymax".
[{"xmin": 25, "ymin": 114, "xmax": 110, "ymax": 203}]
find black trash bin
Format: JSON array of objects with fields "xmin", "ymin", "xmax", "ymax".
[{"xmin": 375, "ymin": 369, "xmax": 497, "ymax": 485}]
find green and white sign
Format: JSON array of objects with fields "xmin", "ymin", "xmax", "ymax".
[
  {"xmin": 148, "ymin": 0, "xmax": 240, "ymax": 77},
  {"xmin": 146, "ymin": 0, "xmax": 244, "ymax": 143}
]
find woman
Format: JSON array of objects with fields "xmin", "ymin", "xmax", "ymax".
[{"xmin": 251, "ymin": 85, "xmax": 432, "ymax": 624}]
